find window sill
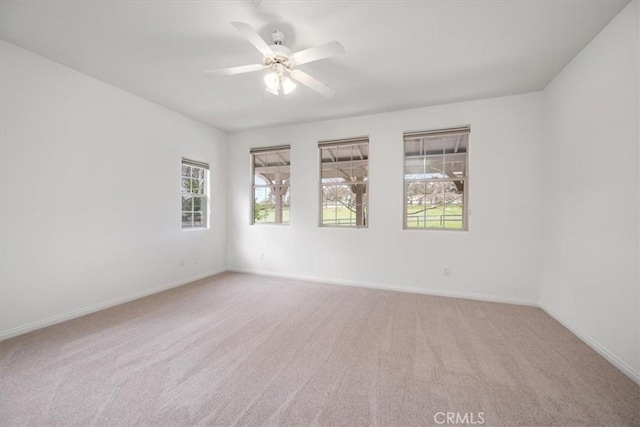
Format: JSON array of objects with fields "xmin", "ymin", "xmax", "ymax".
[
  {"xmin": 319, "ymin": 225, "xmax": 368, "ymax": 229},
  {"xmin": 403, "ymin": 227, "xmax": 468, "ymax": 232},
  {"xmin": 182, "ymin": 227, "xmax": 209, "ymax": 232}
]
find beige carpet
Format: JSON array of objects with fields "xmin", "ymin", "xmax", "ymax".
[{"xmin": 1, "ymin": 273, "xmax": 638, "ymax": 426}]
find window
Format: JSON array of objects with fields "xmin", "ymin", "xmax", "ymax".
[
  {"xmin": 319, "ymin": 137, "xmax": 369, "ymax": 227},
  {"xmin": 181, "ymin": 158, "xmax": 209, "ymax": 229},
  {"xmin": 403, "ymin": 126, "xmax": 469, "ymax": 230},
  {"xmin": 251, "ymin": 145, "xmax": 291, "ymax": 224}
]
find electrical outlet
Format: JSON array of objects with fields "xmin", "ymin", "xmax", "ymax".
[
  {"xmin": 179, "ymin": 259, "xmax": 185, "ymax": 267},
  {"xmin": 444, "ymin": 267, "xmax": 450, "ymax": 276},
  {"xmin": 260, "ymin": 253, "xmax": 265, "ymax": 260},
  {"xmin": 194, "ymin": 257, "xmax": 198, "ymax": 265}
]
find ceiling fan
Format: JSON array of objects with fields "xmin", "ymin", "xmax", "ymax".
[{"xmin": 203, "ymin": 21, "xmax": 345, "ymax": 97}]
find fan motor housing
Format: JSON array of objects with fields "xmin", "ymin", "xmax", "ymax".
[
  {"xmin": 266, "ymin": 43, "xmax": 292, "ymax": 65},
  {"xmin": 271, "ymin": 30, "xmax": 285, "ymax": 45}
]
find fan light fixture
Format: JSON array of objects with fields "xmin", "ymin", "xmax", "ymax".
[
  {"xmin": 203, "ymin": 22, "xmax": 344, "ymax": 98},
  {"xmin": 264, "ymin": 71, "xmax": 296, "ymax": 95}
]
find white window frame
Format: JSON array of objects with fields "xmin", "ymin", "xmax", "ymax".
[
  {"xmin": 403, "ymin": 126, "xmax": 470, "ymax": 231},
  {"xmin": 319, "ymin": 136, "xmax": 369, "ymax": 228},
  {"xmin": 181, "ymin": 158, "xmax": 209, "ymax": 230},
  {"xmin": 250, "ymin": 145, "xmax": 291, "ymax": 225}
]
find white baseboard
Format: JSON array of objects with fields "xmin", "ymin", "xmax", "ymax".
[
  {"xmin": 3, "ymin": 267, "xmax": 637, "ymax": 387},
  {"xmin": 228, "ymin": 267, "xmax": 538, "ymax": 307},
  {"xmin": 232, "ymin": 268, "xmax": 639, "ymax": 385},
  {"xmin": 540, "ymin": 304, "xmax": 640, "ymax": 386},
  {"xmin": 0, "ymin": 269, "xmax": 225, "ymax": 341}
]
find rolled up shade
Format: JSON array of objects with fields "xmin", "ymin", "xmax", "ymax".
[
  {"xmin": 182, "ymin": 158, "xmax": 209, "ymax": 169},
  {"xmin": 403, "ymin": 125, "xmax": 470, "ymax": 140},
  {"xmin": 250, "ymin": 145, "xmax": 291, "ymax": 154},
  {"xmin": 318, "ymin": 136, "xmax": 369, "ymax": 148}
]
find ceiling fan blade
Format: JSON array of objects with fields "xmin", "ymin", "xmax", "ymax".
[
  {"xmin": 230, "ymin": 21, "xmax": 273, "ymax": 57},
  {"xmin": 291, "ymin": 41, "xmax": 345, "ymax": 65},
  {"xmin": 289, "ymin": 69, "xmax": 335, "ymax": 98},
  {"xmin": 203, "ymin": 64, "xmax": 267, "ymax": 76}
]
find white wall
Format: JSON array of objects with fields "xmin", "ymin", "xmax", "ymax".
[
  {"xmin": 2, "ymin": 1, "xmax": 637, "ymax": 386},
  {"xmin": 0, "ymin": 41, "xmax": 227, "ymax": 338},
  {"xmin": 228, "ymin": 93, "xmax": 543, "ymax": 305},
  {"xmin": 540, "ymin": 1, "xmax": 639, "ymax": 380}
]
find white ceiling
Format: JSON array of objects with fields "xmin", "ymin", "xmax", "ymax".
[{"xmin": 0, "ymin": 0, "xmax": 628, "ymax": 132}]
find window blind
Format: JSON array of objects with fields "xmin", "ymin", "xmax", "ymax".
[
  {"xmin": 318, "ymin": 136, "xmax": 369, "ymax": 148},
  {"xmin": 250, "ymin": 145, "xmax": 291, "ymax": 154},
  {"xmin": 181, "ymin": 158, "xmax": 209, "ymax": 170},
  {"xmin": 403, "ymin": 125, "xmax": 470, "ymax": 140}
]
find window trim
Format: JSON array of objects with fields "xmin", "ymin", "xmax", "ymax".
[
  {"xmin": 250, "ymin": 145, "xmax": 291, "ymax": 226},
  {"xmin": 181, "ymin": 158, "xmax": 209, "ymax": 230},
  {"xmin": 318, "ymin": 136, "xmax": 370, "ymax": 229},
  {"xmin": 402, "ymin": 126, "xmax": 470, "ymax": 231}
]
